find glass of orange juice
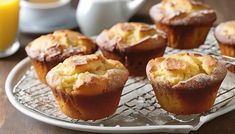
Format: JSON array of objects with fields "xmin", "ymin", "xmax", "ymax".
[{"xmin": 0, "ymin": 0, "xmax": 20, "ymax": 58}]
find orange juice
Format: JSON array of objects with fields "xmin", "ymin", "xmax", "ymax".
[{"xmin": 0, "ymin": 0, "xmax": 19, "ymax": 51}]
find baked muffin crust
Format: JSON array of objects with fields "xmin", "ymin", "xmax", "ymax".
[
  {"xmin": 96, "ymin": 22, "xmax": 167, "ymax": 76},
  {"xmin": 146, "ymin": 53, "xmax": 227, "ymax": 114},
  {"xmin": 215, "ymin": 21, "xmax": 235, "ymax": 45},
  {"xmin": 147, "ymin": 53, "xmax": 227, "ymax": 87},
  {"xmin": 26, "ymin": 30, "xmax": 97, "ymax": 62},
  {"xmin": 149, "ymin": 0, "xmax": 216, "ymax": 25},
  {"xmin": 46, "ymin": 54, "xmax": 129, "ymax": 95},
  {"xmin": 97, "ymin": 22, "xmax": 166, "ymax": 53}
]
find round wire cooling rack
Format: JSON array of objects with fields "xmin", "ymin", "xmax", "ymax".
[{"xmin": 5, "ymin": 29, "xmax": 235, "ymax": 133}]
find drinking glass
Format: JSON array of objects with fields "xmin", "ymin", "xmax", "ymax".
[{"xmin": 0, "ymin": 0, "xmax": 20, "ymax": 58}]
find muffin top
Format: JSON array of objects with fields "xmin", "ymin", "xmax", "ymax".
[
  {"xmin": 46, "ymin": 54, "xmax": 129, "ymax": 95},
  {"xmin": 215, "ymin": 21, "xmax": 235, "ymax": 45},
  {"xmin": 96, "ymin": 22, "xmax": 167, "ymax": 53},
  {"xmin": 149, "ymin": 0, "xmax": 216, "ymax": 25},
  {"xmin": 147, "ymin": 53, "xmax": 227, "ymax": 88},
  {"xmin": 26, "ymin": 30, "xmax": 97, "ymax": 62}
]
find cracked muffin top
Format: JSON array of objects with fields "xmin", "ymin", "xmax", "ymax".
[
  {"xmin": 149, "ymin": 0, "xmax": 216, "ymax": 25},
  {"xmin": 96, "ymin": 22, "xmax": 166, "ymax": 53},
  {"xmin": 46, "ymin": 54, "xmax": 129, "ymax": 95},
  {"xmin": 147, "ymin": 53, "xmax": 227, "ymax": 87},
  {"xmin": 26, "ymin": 30, "xmax": 97, "ymax": 62},
  {"xmin": 215, "ymin": 21, "xmax": 235, "ymax": 45}
]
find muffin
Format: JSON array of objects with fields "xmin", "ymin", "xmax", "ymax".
[
  {"xmin": 46, "ymin": 54, "xmax": 129, "ymax": 120},
  {"xmin": 146, "ymin": 53, "xmax": 227, "ymax": 114},
  {"xmin": 149, "ymin": 0, "xmax": 216, "ymax": 49},
  {"xmin": 215, "ymin": 21, "xmax": 235, "ymax": 72},
  {"xmin": 96, "ymin": 22, "xmax": 167, "ymax": 76},
  {"xmin": 25, "ymin": 30, "xmax": 97, "ymax": 84}
]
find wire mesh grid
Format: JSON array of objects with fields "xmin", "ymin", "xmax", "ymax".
[{"xmin": 13, "ymin": 29, "xmax": 235, "ymax": 127}]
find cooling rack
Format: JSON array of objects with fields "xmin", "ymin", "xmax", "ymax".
[{"xmin": 5, "ymin": 29, "xmax": 235, "ymax": 133}]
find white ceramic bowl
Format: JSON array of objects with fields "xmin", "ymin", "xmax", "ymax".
[{"xmin": 20, "ymin": 0, "xmax": 72, "ymax": 29}]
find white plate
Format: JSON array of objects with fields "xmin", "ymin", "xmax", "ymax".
[
  {"xmin": 19, "ymin": 9, "xmax": 77, "ymax": 34},
  {"xmin": 4, "ymin": 30, "xmax": 235, "ymax": 133},
  {"xmin": 4, "ymin": 56, "xmax": 235, "ymax": 133}
]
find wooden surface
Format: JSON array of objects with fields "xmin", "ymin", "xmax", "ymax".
[{"xmin": 1, "ymin": 1, "xmax": 235, "ymax": 134}]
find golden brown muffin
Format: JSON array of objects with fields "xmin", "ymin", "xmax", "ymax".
[
  {"xmin": 215, "ymin": 21, "xmax": 235, "ymax": 72},
  {"xmin": 46, "ymin": 54, "xmax": 129, "ymax": 120},
  {"xmin": 25, "ymin": 30, "xmax": 97, "ymax": 84},
  {"xmin": 146, "ymin": 53, "xmax": 227, "ymax": 114},
  {"xmin": 149, "ymin": 0, "xmax": 216, "ymax": 49},
  {"xmin": 96, "ymin": 22, "xmax": 167, "ymax": 76}
]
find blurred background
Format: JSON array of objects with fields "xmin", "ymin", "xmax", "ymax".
[
  {"xmin": 17, "ymin": 0, "xmax": 235, "ymax": 49},
  {"xmin": 72, "ymin": 0, "xmax": 235, "ymax": 24}
]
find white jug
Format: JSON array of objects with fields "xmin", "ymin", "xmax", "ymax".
[{"xmin": 76, "ymin": 0, "xmax": 145, "ymax": 36}]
